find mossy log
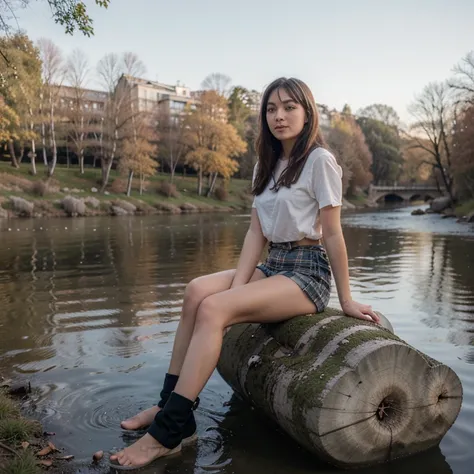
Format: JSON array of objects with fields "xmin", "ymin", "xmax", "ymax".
[{"xmin": 217, "ymin": 308, "xmax": 463, "ymax": 469}]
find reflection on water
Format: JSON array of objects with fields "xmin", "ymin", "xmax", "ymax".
[{"xmin": 0, "ymin": 207, "xmax": 473, "ymax": 474}]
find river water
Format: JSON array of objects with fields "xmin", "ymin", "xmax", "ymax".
[{"xmin": 0, "ymin": 206, "xmax": 473, "ymax": 474}]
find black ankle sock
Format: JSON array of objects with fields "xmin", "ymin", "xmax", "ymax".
[
  {"xmin": 148, "ymin": 392, "xmax": 195, "ymax": 449},
  {"xmin": 157, "ymin": 373, "xmax": 179, "ymax": 408}
]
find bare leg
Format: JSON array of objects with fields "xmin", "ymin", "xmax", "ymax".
[
  {"xmin": 121, "ymin": 268, "xmax": 265, "ymax": 429},
  {"xmin": 111, "ymin": 275, "xmax": 317, "ymax": 467}
]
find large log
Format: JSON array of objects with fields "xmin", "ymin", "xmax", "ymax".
[{"xmin": 217, "ymin": 308, "xmax": 463, "ymax": 469}]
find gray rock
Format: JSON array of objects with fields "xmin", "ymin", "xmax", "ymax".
[
  {"xmin": 411, "ymin": 209, "xmax": 425, "ymax": 216},
  {"xmin": 430, "ymin": 196, "xmax": 452, "ymax": 213},
  {"xmin": 61, "ymin": 196, "xmax": 86, "ymax": 217},
  {"xmin": 114, "ymin": 200, "xmax": 136, "ymax": 214},
  {"xmin": 111, "ymin": 206, "xmax": 128, "ymax": 216},
  {"xmin": 467, "ymin": 211, "xmax": 474, "ymax": 223},
  {"xmin": 84, "ymin": 197, "xmax": 100, "ymax": 209},
  {"xmin": 91, "ymin": 187, "xmax": 98, "ymax": 193}
]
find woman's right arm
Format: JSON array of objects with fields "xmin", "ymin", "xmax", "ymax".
[{"xmin": 230, "ymin": 209, "xmax": 267, "ymax": 288}]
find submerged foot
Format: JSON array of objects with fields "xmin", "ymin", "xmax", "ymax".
[
  {"xmin": 109, "ymin": 433, "xmax": 179, "ymax": 470},
  {"xmin": 121, "ymin": 406, "xmax": 160, "ymax": 430}
]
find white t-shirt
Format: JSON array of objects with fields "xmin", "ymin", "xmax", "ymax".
[{"xmin": 252, "ymin": 147, "xmax": 343, "ymax": 243}]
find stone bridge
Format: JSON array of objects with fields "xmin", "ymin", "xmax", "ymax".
[{"xmin": 368, "ymin": 185, "xmax": 443, "ymax": 203}]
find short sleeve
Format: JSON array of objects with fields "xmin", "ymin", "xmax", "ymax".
[
  {"xmin": 311, "ymin": 150, "xmax": 343, "ymax": 208},
  {"xmin": 251, "ymin": 162, "xmax": 258, "ymax": 208}
]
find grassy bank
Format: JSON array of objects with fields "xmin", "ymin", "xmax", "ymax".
[
  {"xmin": 455, "ymin": 199, "xmax": 474, "ymax": 218},
  {"xmin": 0, "ymin": 387, "xmax": 76, "ymax": 473},
  {"xmin": 0, "ymin": 162, "xmax": 253, "ymax": 219}
]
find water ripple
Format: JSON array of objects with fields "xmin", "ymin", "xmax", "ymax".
[{"xmin": 0, "ymin": 210, "xmax": 473, "ymax": 474}]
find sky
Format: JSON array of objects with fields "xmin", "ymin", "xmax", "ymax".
[{"xmin": 10, "ymin": 0, "xmax": 474, "ymax": 124}]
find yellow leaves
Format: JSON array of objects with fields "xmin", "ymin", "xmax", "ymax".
[
  {"xmin": 0, "ymin": 103, "xmax": 20, "ymax": 142},
  {"xmin": 119, "ymin": 137, "xmax": 158, "ymax": 178},
  {"xmin": 183, "ymin": 92, "xmax": 246, "ymax": 180}
]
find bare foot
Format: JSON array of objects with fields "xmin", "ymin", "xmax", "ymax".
[
  {"xmin": 109, "ymin": 433, "xmax": 179, "ymax": 469},
  {"xmin": 121, "ymin": 406, "xmax": 160, "ymax": 430}
]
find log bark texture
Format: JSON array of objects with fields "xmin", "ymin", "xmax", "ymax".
[{"xmin": 217, "ymin": 308, "xmax": 463, "ymax": 469}]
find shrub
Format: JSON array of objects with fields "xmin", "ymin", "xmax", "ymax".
[
  {"xmin": 158, "ymin": 181, "xmax": 179, "ymax": 198},
  {"xmin": 110, "ymin": 178, "xmax": 127, "ymax": 194},
  {"xmin": 61, "ymin": 196, "xmax": 86, "ymax": 216},
  {"xmin": 214, "ymin": 186, "xmax": 228, "ymax": 201},
  {"xmin": 31, "ymin": 178, "xmax": 60, "ymax": 197},
  {"xmin": 10, "ymin": 197, "xmax": 34, "ymax": 217}
]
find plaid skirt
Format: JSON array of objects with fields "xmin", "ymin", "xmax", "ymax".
[{"xmin": 257, "ymin": 242, "xmax": 331, "ymax": 312}]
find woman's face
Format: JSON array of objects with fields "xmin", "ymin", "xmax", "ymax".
[{"xmin": 266, "ymin": 87, "xmax": 307, "ymax": 145}]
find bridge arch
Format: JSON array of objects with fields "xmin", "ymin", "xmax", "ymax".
[
  {"xmin": 369, "ymin": 185, "xmax": 442, "ymax": 204},
  {"xmin": 376, "ymin": 193, "xmax": 404, "ymax": 203}
]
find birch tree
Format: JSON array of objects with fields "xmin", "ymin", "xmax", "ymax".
[
  {"xmin": 64, "ymin": 48, "xmax": 92, "ymax": 173},
  {"xmin": 96, "ymin": 52, "xmax": 146, "ymax": 192},
  {"xmin": 38, "ymin": 38, "xmax": 65, "ymax": 176}
]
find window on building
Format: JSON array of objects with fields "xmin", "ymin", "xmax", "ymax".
[{"xmin": 171, "ymin": 101, "xmax": 185, "ymax": 111}]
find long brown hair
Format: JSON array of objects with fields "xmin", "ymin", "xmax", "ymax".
[{"xmin": 253, "ymin": 77, "xmax": 326, "ymax": 195}]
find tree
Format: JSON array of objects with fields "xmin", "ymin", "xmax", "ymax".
[
  {"xmin": 38, "ymin": 38, "xmax": 65, "ymax": 176},
  {"xmin": 64, "ymin": 48, "xmax": 93, "ymax": 173},
  {"xmin": 358, "ymin": 103, "xmax": 400, "ymax": 128},
  {"xmin": 0, "ymin": 33, "xmax": 41, "ymax": 172},
  {"xmin": 0, "ymin": 100, "xmax": 19, "ymax": 143},
  {"xmin": 157, "ymin": 110, "xmax": 188, "ymax": 183},
  {"xmin": 0, "ymin": 0, "xmax": 110, "ymax": 36},
  {"xmin": 119, "ymin": 136, "xmax": 157, "ymax": 196},
  {"xmin": 96, "ymin": 52, "xmax": 146, "ymax": 192},
  {"xmin": 399, "ymin": 137, "xmax": 434, "ymax": 184},
  {"xmin": 201, "ymin": 72, "xmax": 232, "ymax": 98},
  {"xmin": 227, "ymin": 86, "xmax": 259, "ymax": 179},
  {"xmin": 356, "ymin": 116, "xmax": 403, "ymax": 185},
  {"xmin": 408, "ymin": 81, "xmax": 455, "ymax": 201},
  {"xmin": 326, "ymin": 114, "xmax": 372, "ymax": 195},
  {"xmin": 449, "ymin": 51, "xmax": 474, "ymax": 105},
  {"xmin": 452, "ymin": 105, "xmax": 474, "ymax": 200},
  {"xmin": 184, "ymin": 90, "xmax": 246, "ymax": 196}
]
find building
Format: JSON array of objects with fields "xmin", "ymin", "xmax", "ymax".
[
  {"xmin": 118, "ymin": 75, "xmax": 198, "ymax": 118},
  {"xmin": 56, "ymin": 85, "xmax": 108, "ymax": 115}
]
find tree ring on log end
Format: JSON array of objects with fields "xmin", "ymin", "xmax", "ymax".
[
  {"xmin": 313, "ymin": 343, "xmax": 432, "ymax": 467},
  {"xmin": 375, "ymin": 387, "xmax": 407, "ymax": 429},
  {"xmin": 412, "ymin": 364, "xmax": 463, "ymax": 440}
]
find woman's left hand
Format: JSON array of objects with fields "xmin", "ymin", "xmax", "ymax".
[{"xmin": 341, "ymin": 299, "xmax": 380, "ymax": 324}]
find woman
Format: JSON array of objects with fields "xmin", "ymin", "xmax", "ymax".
[{"xmin": 109, "ymin": 77, "xmax": 380, "ymax": 470}]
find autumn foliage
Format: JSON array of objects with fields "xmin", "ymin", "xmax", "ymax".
[
  {"xmin": 183, "ymin": 91, "xmax": 246, "ymax": 196},
  {"xmin": 452, "ymin": 105, "xmax": 474, "ymax": 200},
  {"xmin": 326, "ymin": 113, "xmax": 373, "ymax": 195}
]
